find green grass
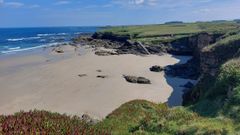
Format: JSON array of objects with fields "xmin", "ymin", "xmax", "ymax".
[
  {"xmin": 94, "ymin": 100, "xmax": 238, "ymax": 135},
  {"xmin": 100, "ymin": 21, "xmax": 240, "ymax": 44},
  {"xmin": 204, "ymin": 33, "xmax": 240, "ymax": 51}
]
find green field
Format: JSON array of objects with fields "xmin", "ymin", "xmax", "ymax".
[{"xmin": 100, "ymin": 21, "xmax": 240, "ymax": 44}]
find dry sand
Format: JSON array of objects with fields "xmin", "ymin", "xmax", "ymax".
[{"xmin": 0, "ymin": 45, "xmax": 192, "ymax": 119}]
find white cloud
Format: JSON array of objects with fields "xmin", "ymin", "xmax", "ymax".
[
  {"xmin": 112, "ymin": 0, "xmax": 159, "ymax": 7},
  {"xmin": 29, "ymin": 4, "xmax": 40, "ymax": 8},
  {"xmin": 0, "ymin": 0, "xmax": 4, "ymax": 5},
  {"xmin": 5, "ymin": 2, "xmax": 24, "ymax": 8},
  {"xmin": 55, "ymin": 0, "xmax": 70, "ymax": 5},
  {"xmin": 134, "ymin": 0, "xmax": 144, "ymax": 5}
]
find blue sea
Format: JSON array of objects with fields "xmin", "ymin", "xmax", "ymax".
[{"xmin": 0, "ymin": 27, "xmax": 99, "ymax": 54}]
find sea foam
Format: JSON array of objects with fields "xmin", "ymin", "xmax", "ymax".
[{"xmin": 7, "ymin": 37, "xmax": 41, "ymax": 42}]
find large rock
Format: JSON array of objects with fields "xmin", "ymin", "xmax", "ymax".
[
  {"xmin": 150, "ymin": 65, "xmax": 164, "ymax": 72},
  {"xmin": 123, "ymin": 75, "xmax": 151, "ymax": 84}
]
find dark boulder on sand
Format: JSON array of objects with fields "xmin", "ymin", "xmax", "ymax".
[
  {"xmin": 150, "ymin": 65, "xmax": 164, "ymax": 72},
  {"xmin": 123, "ymin": 75, "xmax": 151, "ymax": 84}
]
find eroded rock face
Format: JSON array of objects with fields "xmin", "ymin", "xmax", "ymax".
[
  {"xmin": 123, "ymin": 75, "xmax": 151, "ymax": 84},
  {"xmin": 200, "ymin": 39, "xmax": 240, "ymax": 76},
  {"xmin": 150, "ymin": 65, "xmax": 164, "ymax": 72}
]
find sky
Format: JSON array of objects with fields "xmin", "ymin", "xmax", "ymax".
[{"xmin": 0, "ymin": 0, "xmax": 240, "ymax": 27}]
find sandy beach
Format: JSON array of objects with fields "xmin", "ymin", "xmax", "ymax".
[{"xmin": 0, "ymin": 45, "xmax": 192, "ymax": 119}]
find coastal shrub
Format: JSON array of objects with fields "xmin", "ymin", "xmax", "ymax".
[
  {"xmin": 93, "ymin": 100, "xmax": 237, "ymax": 135},
  {"xmin": 0, "ymin": 110, "xmax": 110, "ymax": 135}
]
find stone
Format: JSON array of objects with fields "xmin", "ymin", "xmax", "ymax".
[
  {"xmin": 96, "ymin": 70, "xmax": 102, "ymax": 72},
  {"xmin": 82, "ymin": 114, "xmax": 92, "ymax": 123},
  {"xmin": 123, "ymin": 75, "xmax": 151, "ymax": 84},
  {"xmin": 137, "ymin": 77, "xmax": 151, "ymax": 84},
  {"xmin": 78, "ymin": 74, "xmax": 87, "ymax": 77},
  {"xmin": 97, "ymin": 75, "xmax": 108, "ymax": 78},
  {"xmin": 81, "ymin": 114, "xmax": 99, "ymax": 125},
  {"xmin": 150, "ymin": 65, "xmax": 164, "ymax": 72},
  {"xmin": 54, "ymin": 48, "xmax": 64, "ymax": 53}
]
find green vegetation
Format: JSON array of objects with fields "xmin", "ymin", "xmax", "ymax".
[
  {"xmin": 100, "ymin": 21, "xmax": 240, "ymax": 44},
  {"xmin": 190, "ymin": 59, "xmax": 240, "ymax": 119},
  {"xmin": 1, "ymin": 101, "xmax": 238, "ymax": 135},
  {"xmin": 0, "ymin": 110, "xmax": 110, "ymax": 134},
  {"xmin": 204, "ymin": 32, "xmax": 240, "ymax": 51},
  {"xmin": 95, "ymin": 100, "xmax": 237, "ymax": 135}
]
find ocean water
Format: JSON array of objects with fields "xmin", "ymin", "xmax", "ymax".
[{"xmin": 0, "ymin": 27, "xmax": 99, "ymax": 54}]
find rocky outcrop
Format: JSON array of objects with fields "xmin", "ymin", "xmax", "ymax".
[
  {"xmin": 95, "ymin": 50, "xmax": 118, "ymax": 56},
  {"xmin": 183, "ymin": 34, "xmax": 240, "ymax": 105},
  {"xmin": 74, "ymin": 36, "xmax": 153, "ymax": 55},
  {"xmin": 116, "ymin": 42, "xmax": 152, "ymax": 55},
  {"xmin": 92, "ymin": 32, "xmax": 130, "ymax": 42},
  {"xmin": 165, "ymin": 32, "xmax": 224, "ymax": 79}
]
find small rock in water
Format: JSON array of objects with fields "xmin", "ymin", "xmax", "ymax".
[
  {"xmin": 150, "ymin": 65, "xmax": 164, "ymax": 72},
  {"xmin": 123, "ymin": 75, "xmax": 151, "ymax": 84}
]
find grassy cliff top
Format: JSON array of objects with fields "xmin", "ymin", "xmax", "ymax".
[
  {"xmin": 98, "ymin": 21, "xmax": 240, "ymax": 45},
  {"xmin": 95, "ymin": 100, "xmax": 238, "ymax": 135},
  {"xmin": 203, "ymin": 32, "xmax": 240, "ymax": 51},
  {"xmin": 101, "ymin": 21, "xmax": 240, "ymax": 39}
]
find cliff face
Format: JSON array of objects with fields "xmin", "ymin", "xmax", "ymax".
[
  {"xmin": 200, "ymin": 39, "xmax": 240, "ymax": 76},
  {"xmin": 182, "ymin": 33, "xmax": 240, "ymax": 105},
  {"xmin": 165, "ymin": 33, "xmax": 223, "ymax": 79}
]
